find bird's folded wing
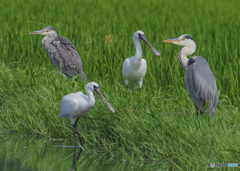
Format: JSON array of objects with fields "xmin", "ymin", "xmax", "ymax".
[
  {"xmin": 51, "ymin": 36, "xmax": 83, "ymax": 77},
  {"xmin": 185, "ymin": 56, "xmax": 217, "ymax": 111}
]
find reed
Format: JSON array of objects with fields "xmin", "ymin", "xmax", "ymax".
[{"xmin": 0, "ymin": 0, "xmax": 239, "ymax": 169}]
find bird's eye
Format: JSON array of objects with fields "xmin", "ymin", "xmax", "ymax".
[
  {"xmin": 46, "ymin": 30, "xmax": 49, "ymax": 32},
  {"xmin": 93, "ymin": 85, "xmax": 99, "ymax": 90},
  {"xmin": 182, "ymin": 37, "xmax": 186, "ymax": 40}
]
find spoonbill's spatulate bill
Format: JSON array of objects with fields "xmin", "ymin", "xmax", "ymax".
[
  {"xmin": 122, "ymin": 30, "xmax": 160, "ymax": 91},
  {"xmin": 29, "ymin": 26, "xmax": 87, "ymax": 82},
  {"xmin": 59, "ymin": 82, "xmax": 115, "ymax": 145},
  {"xmin": 163, "ymin": 34, "xmax": 217, "ymax": 116},
  {"xmin": 59, "ymin": 82, "xmax": 114, "ymax": 164}
]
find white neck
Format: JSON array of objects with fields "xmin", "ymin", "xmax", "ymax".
[
  {"xmin": 42, "ymin": 36, "xmax": 55, "ymax": 51},
  {"xmin": 41, "ymin": 32, "xmax": 58, "ymax": 48},
  {"xmin": 178, "ymin": 43, "xmax": 196, "ymax": 71},
  {"xmin": 133, "ymin": 38, "xmax": 142, "ymax": 62},
  {"xmin": 85, "ymin": 88, "xmax": 95, "ymax": 107},
  {"xmin": 49, "ymin": 32, "xmax": 58, "ymax": 38},
  {"xmin": 42, "ymin": 36, "xmax": 54, "ymax": 43}
]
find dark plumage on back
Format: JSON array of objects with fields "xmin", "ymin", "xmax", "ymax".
[
  {"xmin": 188, "ymin": 58, "xmax": 195, "ymax": 66},
  {"xmin": 29, "ymin": 26, "xmax": 87, "ymax": 82},
  {"xmin": 50, "ymin": 36, "xmax": 87, "ymax": 81}
]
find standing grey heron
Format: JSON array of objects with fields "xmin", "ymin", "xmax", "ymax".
[
  {"xmin": 29, "ymin": 26, "xmax": 87, "ymax": 82},
  {"xmin": 163, "ymin": 34, "xmax": 217, "ymax": 116},
  {"xmin": 122, "ymin": 30, "xmax": 160, "ymax": 91}
]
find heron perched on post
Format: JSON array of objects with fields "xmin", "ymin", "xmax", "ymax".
[
  {"xmin": 122, "ymin": 30, "xmax": 160, "ymax": 92},
  {"xmin": 29, "ymin": 26, "xmax": 87, "ymax": 82},
  {"xmin": 163, "ymin": 34, "xmax": 217, "ymax": 116}
]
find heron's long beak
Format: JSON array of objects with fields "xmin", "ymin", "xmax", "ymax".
[
  {"xmin": 140, "ymin": 35, "xmax": 160, "ymax": 56},
  {"xmin": 163, "ymin": 38, "xmax": 180, "ymax": 43},
  {"xmin": 94, "ymin": 88, "xmax": 115, "ymax": 113},
  {"xmin": 29, "ymin": 29, "xmax": 45, "ymax": 35}
]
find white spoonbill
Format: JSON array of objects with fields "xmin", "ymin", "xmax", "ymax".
[
  {"xmin": 122, "ymin": 30, "xmax": 160, "ymax": 91},
  {"xmin": 59, "ymin": 82, "xmax": 115, "ymax": 148}
]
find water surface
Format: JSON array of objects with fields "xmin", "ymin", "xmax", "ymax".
[{"xmin": 0, "ymin": 136, "xmax": 160, "ymax": 171}]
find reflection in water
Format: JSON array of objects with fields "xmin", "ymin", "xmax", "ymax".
[
  {"xmin": 0, "ymin": 157, "xmax": 31, "ymax": 171},
  {"xmin": 72, "ymin": 128, "xmax": 84, "ymax": 171},
  {"xmin": 0, "ymin": 135, "xmax": 160, "ymax": 171},
  {"xmin": 72, "ymin": 144, "xmax": 82, "ymax": 171},
  {"xmin": 72, "ymin": 121, "xmax": 83, "ymax": 164}
]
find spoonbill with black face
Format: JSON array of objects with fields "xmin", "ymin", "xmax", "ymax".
[
  {"xmin": 122, "ymin": 30, "xmax": 160, "ymax": 91},
  {"xmin": 59, "ymin": 82, "xmax": 115, "ymax": 162}
]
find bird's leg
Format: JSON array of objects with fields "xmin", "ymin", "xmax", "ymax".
[
  {"xmin": 72, "ymin": 126, "xmax": 77, "ymax": 165},
  {"xmin": 125, "ymin": 79, "xmax": 129, "ymax": 90},
  {"xmin": 195, "ymin": 107, "xmax": 198, "ymax": 117},
  {"xmin": 138, "ymin": 81, "xmax": 143, "ymax": 93},
  {"xmin": 72, "ymin": 133, "xmax": 78, "ymax": 171},
  {"xmin": 137, "ymin": 88, "xmax": 141, "ymax": 106},
  {"xmin": 125, "ymin": 85, "xmax": 129, "ymax": 99},
  {"xmin": 137, "ymin": 81, "xmax": 143, "ymax": 105},
  {"xmin": 133, "ymin": 87, "xmax": 135, "ymax": 107},
  {"xmin": 73, "ymin": 118, "xmax": 83, "ymax": 163},
  {"xmin": 74, "ymin": 118, "xmax": 83, "ymax": 147},
  {"xmin": 75, "ymin": 131, "xmax": 82, "ymax": 163},
  {"xmin": 72, "ymin": 162, "xmax": 77, "ymax": 171}
]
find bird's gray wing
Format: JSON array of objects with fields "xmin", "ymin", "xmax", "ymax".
[
  {"xmin": 50, "ymin": 36, "xmax": 87, "ymax": 81},
  {"xmin": 185, "ymin": 56, "xmax": 217, "ymax": 114}
]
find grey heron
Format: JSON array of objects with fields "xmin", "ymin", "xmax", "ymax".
[
  {"xmin": 29, "ymin": 26, "xmax": 87, "ymax": 82},
  {"xmin": 122, "ymin": 30, "xmax": 160, "ymax": 91},
  {"xmin": 163, "ymin": 34, "xmax": 217, "ymax": 116}
]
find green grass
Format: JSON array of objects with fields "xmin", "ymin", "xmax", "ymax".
[
  {"xmin": 0, "ymin": 0, "xmax": 239, "ymax": 170},
  {"xmin": 0, "ymin": 136, "xmax": 168, "ymax": 171}
]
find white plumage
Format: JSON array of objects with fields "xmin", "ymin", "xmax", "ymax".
[
  {"xmin": 59, "ymin": 82, "xmax": 115, "ymax": 148},
  {"xmin": 59, "ymin": 82, "xmax": 115, "ymax": 124},
  {"xmin": 122, "ymin": 30, "xmax": 160, "ymax": 91}
]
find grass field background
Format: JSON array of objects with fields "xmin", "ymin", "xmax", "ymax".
[{"xmin": 0, "ymin": 0, "xmax": 239, "ymax": 170}]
